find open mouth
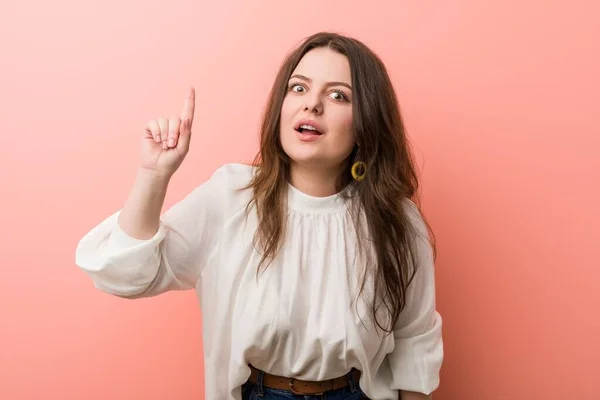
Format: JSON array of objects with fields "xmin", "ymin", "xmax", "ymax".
[
  {"xmin": 295, "ymin": 125, "xmax": 322, "ymax": 135},
  {"xmin": 294, "ymin": 120, "xmax": 324, "ymax": 135}
]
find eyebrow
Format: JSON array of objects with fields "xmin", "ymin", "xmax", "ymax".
[{"xmin": 289, "ymin": 74, "xmax": 352, "ymax": 90}]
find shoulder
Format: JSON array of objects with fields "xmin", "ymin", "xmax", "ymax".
[
  {"xmin": 208, "ymin": 162, "xmax": 256, "ymax": 188},
  {"xmin": 207, "ymin": 163, "xmax": 256, "ymax": 193},
  {"xmin": 401, "ymin": 198, "xmax": 425, "ymax": 229},
  {"xmin": 401, "ymin": 197, "xmax": 431, "ymax": 244},
  {"xmin": 401, "ymin": 197, "xmax": 435, "ymax": 265},
  {"xmin": 202, "ymin": 162, "xmax": 256, "ymax": 211}
]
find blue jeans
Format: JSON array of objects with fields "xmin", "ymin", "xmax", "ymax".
[{"xmin": 241, "ymin": 369, "xmax": 368, "ymax": 400}]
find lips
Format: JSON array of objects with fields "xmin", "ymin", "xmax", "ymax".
[{"xmin": 294, "ymin": 119, "xmax": 324, "ymax": 135}]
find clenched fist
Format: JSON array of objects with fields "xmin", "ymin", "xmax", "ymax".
[{"xmin": 141, "ymin": 87, "xmax": 195, "ymax": 177}]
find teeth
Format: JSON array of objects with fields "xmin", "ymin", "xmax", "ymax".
[{"xmin": 300, "ymin": 125, "xmax": 317, "ymax": 131}]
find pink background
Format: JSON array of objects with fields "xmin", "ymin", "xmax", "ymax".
[{"xmin": 1, "ymin": 1, "xmax": 598, "ymax": 399}]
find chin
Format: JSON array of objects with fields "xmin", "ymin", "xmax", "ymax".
[
  {"xmin": 280, "ymin": 130, "xmax": 351, "ymax": 169},
  {"xmin": 287, "ymin": 151, "xmax": 346, "ymax": 171},
  {"xmin": 286, "ymin": 150, "xmax": 324, "ymax": 166},
  {"xmin": 281, "ymin": 133, "xmax": 318, "ymax": 160}
]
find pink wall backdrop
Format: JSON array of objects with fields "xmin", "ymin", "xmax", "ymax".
[{"xmin": 1, "ymin": 1, "xmax": 598, "ymax": 399}]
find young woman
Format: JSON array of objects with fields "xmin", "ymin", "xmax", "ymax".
[{"xmin": 75, "ymin": 32, "xmax": 443, "ymax": 400}]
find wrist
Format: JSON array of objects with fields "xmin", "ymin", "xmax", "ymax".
[{"xmin": 137, "ymin": 167, "xmax": 172, "ymax": 186}]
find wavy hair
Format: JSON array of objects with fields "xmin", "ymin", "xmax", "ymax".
[{"xmin": 244, "ymin": 32, "xmax": 436, "ymax": 333}]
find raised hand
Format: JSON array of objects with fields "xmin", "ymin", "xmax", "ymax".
[{"xmin": 141, "ymin": 87, "xmax": 195, "ymax": 177}]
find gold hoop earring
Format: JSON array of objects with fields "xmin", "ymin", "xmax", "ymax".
[{"xmin": 351, "ymin": 161, "xmax": 367, "ymax": 181}]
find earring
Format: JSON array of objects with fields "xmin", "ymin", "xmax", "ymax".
[{"xmin": 351, "ymin": 161, "xmax": 367, "ymax": 181}]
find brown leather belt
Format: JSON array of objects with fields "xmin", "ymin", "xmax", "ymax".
[{"xmin": 248, "ymin": 364, "xmax": 361, "ymax": 395}]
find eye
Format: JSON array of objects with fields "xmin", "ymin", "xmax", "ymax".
[
  {"xmin": 329, "ymin": 90, "xmax": 349, "ymax": 102},
  {"xmin": 289, "ymin": 83, "xmax": 306, "ymax": 93}
]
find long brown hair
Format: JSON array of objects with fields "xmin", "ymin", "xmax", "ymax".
[{"xmin": 244, "ymin": 32, "xmax": 435, "ymax": 333}]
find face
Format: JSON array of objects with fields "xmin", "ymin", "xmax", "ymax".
[{"xmin": 279, "ymin": 47, "xmax": 356, "ymax": 171}]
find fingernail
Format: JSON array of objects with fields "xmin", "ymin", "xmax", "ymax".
[
  {"xmin": 155, "ymin": 134, "xmax": 161, "ymax": 143},
  {"xmin": 168, "ymin": 138, "xmax": 175, "ymax": 147}
]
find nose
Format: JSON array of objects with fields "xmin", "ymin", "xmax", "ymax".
[{"xmin": 303, "ymin": 94, "xmax": 323, "ymax": 115}]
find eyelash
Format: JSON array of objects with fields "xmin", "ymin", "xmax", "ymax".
[{"xmin": 287, "ymin": 83, "xmax": 349, "ymax": 102}]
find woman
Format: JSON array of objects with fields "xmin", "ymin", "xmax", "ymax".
[{"xmin": 75, "ymin": 32, "xmax": 443, "ymax": 400}]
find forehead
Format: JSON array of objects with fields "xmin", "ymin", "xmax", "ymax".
[{"xmin": 291, "ymin": 47, "xmax": 351, "ymax": 83}]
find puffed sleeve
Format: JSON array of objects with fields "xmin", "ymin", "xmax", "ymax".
[
  {"xmin": 74, "ymin": 165, "xmax": 233, "ymax": 299},
  {"xmin": 387, "ymin": 200, "xmax": 444, "ymax": 395}
]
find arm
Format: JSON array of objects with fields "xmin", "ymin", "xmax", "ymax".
[
  {"xmin": 117, "ymin": 167, "xmax": 171, "ymax": 241},
  {"xmin": 386, "ymin": 200, "xmax": 444, "ymax": 396},
  {"xmin": 75, "ymin": 166, "xmax": 228, "ymax": 298}
]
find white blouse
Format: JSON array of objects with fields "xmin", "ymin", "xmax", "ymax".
[{"xmin": 75, "ymin": 163, "xmax": 443, "ymax": 400}]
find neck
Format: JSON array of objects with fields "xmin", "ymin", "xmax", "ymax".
[{"xmin": 289, "ymin": 162, "xmax": 343, "ymax": 197}]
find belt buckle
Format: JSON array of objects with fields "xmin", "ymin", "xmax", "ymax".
[{"xmin": 289, "ymin": 378, "xmax": 323, "ymax": 396}]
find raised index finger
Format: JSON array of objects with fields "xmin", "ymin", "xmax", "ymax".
[{"xmin": 181, "ymin": 87, "xmax": 195, "ymax": 126}]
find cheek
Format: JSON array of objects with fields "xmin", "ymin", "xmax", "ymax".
[
  {"xmin": 330, "ymin": 111, "xmax": 355, "ymax": 144},
  {"xmin": 279, "ymin": 96, "xmax": 297, "ymax": 124},
  {"xmin": 342, "ymin": 116, "xmax": 353, "ymax": 135}
]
